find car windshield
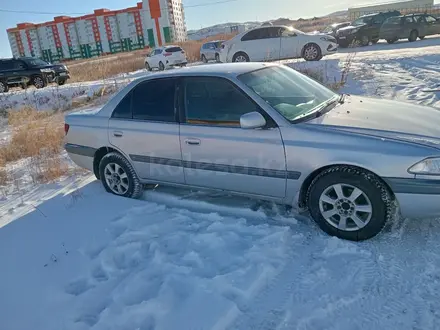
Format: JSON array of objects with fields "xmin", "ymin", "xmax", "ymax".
[
  {"xmin": 352, "ymin": 17, "xmax": 372, "ymax": 26},
  {"xmin": 238, "ymin": 65, "xmax": 337, "ymax": 122},
  {"xmin": 24, "ymin": 58, "xmax": 49, "ymax": 67}
]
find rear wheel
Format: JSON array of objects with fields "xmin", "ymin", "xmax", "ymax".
[
  {"xmin": 360, "ymin": 35, "xmax": 370, "ymax": 46},
  {"xmin": 409, "ymin": 30, "xmax": 418, "ymax": 42},
  {"xmin": 145, "ymin": 62, "xmax": 152, "ymax": 71},
  {"xmin": 31, "ymin": 75, "xmax": 46, "ymax": 89},
  {"xmin": 302, "ymin": 43, "xmax": 322, "ymax": 61},
  {"xmin": 99, "ymin": 152, "xmax": 143, "ymax": 199},
  {"xmin": 232, "ymin": 52, "xmax": 249, "ymax": 62},
  {"xmin": 307, "ymin": 166, "xmax": 392, "ymax": 241},
  {"xmin": 159, "ymin": 61, "xmax": 165, "ymax": 71},
  {"xmin": 0, "ymin": 81, "xmax": 8, "ymax": 93}
]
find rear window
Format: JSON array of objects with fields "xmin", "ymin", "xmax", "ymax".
[{"xmin": 165, "ymin": 47, "xmax": 182, "ymax": 52}]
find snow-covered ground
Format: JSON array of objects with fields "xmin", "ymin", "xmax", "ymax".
[{"xmin": 1, "ymin": 36, "xmax": 440, "ymax": 330}]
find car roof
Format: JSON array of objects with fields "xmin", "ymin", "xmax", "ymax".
[{"xmin": 136, "ymin": 62, "xmax": 274, "ymax": 81}]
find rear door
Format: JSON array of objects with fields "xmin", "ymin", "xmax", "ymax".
[
  {"xmin": 402, "ymin": 16, "xmax": 416, "ymax": 38},
  {"xmin": 380, "ymin": 17, "xmax": 402, "ymax": 39},
  {"xmin": 108, "ymin": 77, "xmax": 185, "ymax": 184},
  {"xmin": 424, "ymin": 15, "xmax": 440, "ymax": 35},
  {"xmin": 179, "ymin": 76, "xmax": 287, "ymax": 198},
  {"xmin": 0, "ymin": 60, "xmax": 25, "ymax": 86},
  {"xmin": 241, "ymin": 27, "xmax": 281, "ymax": 61}
]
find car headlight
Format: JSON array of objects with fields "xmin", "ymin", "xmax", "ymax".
[
  {"xmin": 320, "ymin": 36, "xmax": 336, "ymax": 43},
  {"xmin": 40, "ymin": 68, "xmax": 52, "ymax": 73},
  {"xmin": 408, "ymin": 157, "xmax": 440, "ymax": 175}
]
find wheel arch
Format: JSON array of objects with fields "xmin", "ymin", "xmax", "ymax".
[
  {"xmin": 93, "ymin": 146, "xmax": 135, "ymax": 180},
  {"xmin": 298, "ymin": 163, "xmax": 395, "ymax": 209}
]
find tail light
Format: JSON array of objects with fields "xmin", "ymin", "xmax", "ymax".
[
  {"xmin": 64, "ymin": 123, "xmax": 70, "ymax": 135},
  {"xmin": 163, "ymin": 52, "xmax": 172, "ymax": 56}
]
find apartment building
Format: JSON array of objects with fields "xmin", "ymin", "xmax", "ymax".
[{"xmin": 6, "ymin": 0, "xmax": 187, "ymax": 61}]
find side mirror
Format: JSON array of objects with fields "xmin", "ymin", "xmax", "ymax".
[{"xmin": 240, "ymin": 111, "xmax": 266, "ymax": 129}]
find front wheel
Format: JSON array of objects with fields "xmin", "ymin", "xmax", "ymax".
[
  {"xmin": 31, "ymin": 75, "xmax": 47, "ymax": 89},
  {"xmin": 145, "ymin": 62, "xmax": 152, "ymax": 71},
  {"xmin": 57, "ymin": 79, "xmax": 66, "ymax": 86},
  {"xmin": 99, "ymin": 152, "xmax": 144, "ymax": 199},
  {"xmin": 303, "ymin": 44, "xmax": 322, "ymax": 61},
  {"xmin": 158, "ymin": 61, "xmax": 165, "ymax": 71},
  {"xmin": 307, "ymin": 166, "xmax": 392, "ymax": 241}
]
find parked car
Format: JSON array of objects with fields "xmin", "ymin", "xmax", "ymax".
[
  {"xmin": 64, "ymin": 62, "xmax": 440, "ymax": 241},
  {"xmin": 144, "ymin": 45, "xmax": 187, "ymax": 71},
  {"xmin": 0, "ymin": 57, "xmax": 70, "ymax": 93},
  {"xmin": 380, "ymin": 13, "xmax": 440, "ymax": 44},
  {"xmin": 200, "ymin": 40, "xmax": 224, "ymax": 63},
  {"xmin": 219, "ymin": 25, "xmax": 338, "ymax": 62},
  {"xmin": 337, "ymin": 10, "xmax": 401, "ymax": 47}
]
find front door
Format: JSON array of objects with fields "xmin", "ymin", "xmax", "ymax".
[
  {"xmin": 280, "ymin": 28, "xmax": 300, "ymax": 59},
  {"xmin": 241, "ymin": 27, "xmax": 282, "ymax": 61},
  {"xmin": 108, "ymin": 77, "xmax": 184, "ymax": 184},
  {"xmin": 179, "ymin": 76, "xmax": 286, "ymax": 198},
  {"xmin": 425, "ymin": 15, "xmax": 440, "ymax": 35}
]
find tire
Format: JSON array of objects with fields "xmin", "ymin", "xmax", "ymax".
[
  {"xmin": 302, "ymin": 43, "xmax": 322, "ymax": 61},
  {"xmin": 0, "ymin": 81, "xmax": 8, "ymax": 93},
  {"xmin": 215, "ymin": 53, "xmax": 220, "ymax": 62},
  {"xmin": 99, "ymin": 152, "xmax": 143, "ymax": 199},
  {"xmin": 419, "ymin": 36, "xmax": 425, "ymax": 40},
  {"xmin": 57, "ymin": 79, "xmax": 66, "ymax": 86},
  {"xmin": 306, "ymin": 166, "xmax": 393, "ymax": 241},
  {"xmin": 386, "ymin": 38, "xmax": 397, "ymax": 44},
  {"xmin": 31, "ymin": 75, "xmax": 46, "ymax": 89},
  {"xmin": 201, "ymin": 55, "xmax": 208, "ymax": 63},
  {"xmin": 409, "ymin": 30, "xmax": 418, "ymax": 42},
  {"xmin": 159, "ymin": 61, "xmax": 165, "ymax": 71},
  {"xmin": 145, "ymin": 62, "xmax": 152, "ymax": 71},
  {"xmin": 360, "ymin": 35, "xmax": 370, "ymax": 47},
  {"xmin": 232, "ymin": 52, "xmax": 250, "ymax": 62}
]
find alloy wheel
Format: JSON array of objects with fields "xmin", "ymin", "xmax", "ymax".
[
  {"xmin": 34, "ymin": 77, "xmax": 44, "ymax": 88},
  {"xmin": 104, "ymin": 163, "xmax": 129, "ymax": 195},
  {"xmin": 318, "ymin": 183, "xmax": 373, "ymax": 231},
  {"xmin": 304, "ymin": 46, "xmax": 318, "ymax": 60},
  {"xmin": 234, "ymin": 55, "xmax": 247, "ymax": 62}
]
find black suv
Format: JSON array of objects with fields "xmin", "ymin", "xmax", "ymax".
[
  {"xmin": 380, "ymin": 13, "xmax": 440, "ymax": 44},
  {"xmin": 0, "ymin": 57, "xmax": 70, "ymax": 93},
  {"xmin": 336, "ymin": 10, "xmax": 401, "ymax": 47}
]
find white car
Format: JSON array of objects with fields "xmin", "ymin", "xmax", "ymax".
[
  {"xmin": 145, "ymin": 45, "xmax": 187, "ymax": 71},
  {"xmin": 219, "ymin": 25, "xmax": 338, "ymax": 62}
]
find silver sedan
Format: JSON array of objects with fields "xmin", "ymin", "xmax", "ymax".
[{"xmin": 64, "ymin": 62, "xmax": 440, "ymax": 241}]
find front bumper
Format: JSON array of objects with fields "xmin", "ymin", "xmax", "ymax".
[
  {"xmin": 385, "ymin": 178, "xmax": 440, "ymax": 218},
  {"xmin": 54, "ymin": 71, "xmax": 70, "ymax": 81}
]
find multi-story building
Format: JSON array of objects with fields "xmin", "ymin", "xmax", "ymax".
[{"xmin": 6, "ymin": 0, "xmax": 187, "ymax": 61}]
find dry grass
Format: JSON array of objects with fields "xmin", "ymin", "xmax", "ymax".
[
  {"xmin": 66, "ymin": 33, "xmax": 236, "ymax": 83},
  {"xmin": 0, "ymin": 107, "xmax": 67, "ymax": 184}
]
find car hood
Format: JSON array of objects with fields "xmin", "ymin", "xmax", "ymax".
[
  {"xmin": 338, "ymin": 24, "xmax": 365, "ymax": 32},
  {"xmin": 306, "ymin": 95, "xmax": 440, "ymax": 149}
]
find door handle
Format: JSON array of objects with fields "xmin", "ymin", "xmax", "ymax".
[
  {"xmin": 113, "ymin": 131, "xmax": 123, "ymax": 137},
  {"xmin": 185, "ymin": 138, "xmax": 201, "ymax": 145}
]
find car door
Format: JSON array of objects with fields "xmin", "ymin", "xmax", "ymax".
[
  {"xmin": 108, "ymin": 77, "xmax": 185, "ymax": 184},
  {"xmin": 280, "ymin": 27, "xmax": 301, "ymax": 59},
  {"xmin": 205, "ymin": 42, "xmax": 215, "ymax": 60},
  {"xmin": 179, "ymin": 76, "xmax": 287, "ymax": 198},
  {"xmin": 149, "ymin": 49, "xmax": 161, "ymax": 68},
  {"xmin": 0, "ymin": 60, "xmax": 26, "ymax": 86},
  {"xmin": 241, "ymin": 27, "xmax": 280, "ymax": 61},
  {"xmin": 380, "ymin": 17, "xmax": 402, "ymax": 39},
  {"xmin": 424, "ymin": 15, "xmax": 440, "ymax": 35},
  {"xmin": 370, "ymin": 15, "xmax": 385, "ymax": 40}
]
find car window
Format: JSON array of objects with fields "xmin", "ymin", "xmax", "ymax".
[
  {"xmin": 165, "ymin": 46, "xmax": 182, "ymax": 52},
  {"xmin": 404, "ymin": 16, "xmax": 414, "ymax": 24},
  {"xmin": 112, "ymin": 93, "xmax": 132, "ymax": 119},
  {"xmin": 23, "ymin": 58, "xmax": 48, "ymax": 67},
  {"xmin": 131, "ymin": 78, "xmax": 177, "ymax": 122},
  {"xmin": 352, "ymin": 16, "xmax": 373, "ymax": 26},
  {"xmin": 386, "ymin": 17, "xmax": 402, "ymax": 25},
  {"xmin": 425, "ymin": 15, "xmax": 437, "ymax": 23},
  {"xmin": 13, "ymin": 61, "xmax": 26, "ymax": 69},
  {"xmin": 183, "ymin": 77, "xmax": 259, "ymax": 127},
  {"xmin": 241, "ymin": 28, "xmax": 264, "ymax": 41},
  {"xmin": 372, "ymin": 16, "xmax": 384, "ymax": 24},
  {"xmin": 0, "ymin": 60, "xmax": 14, "ymax": 70},
  {"xmin": 154, "ymin": 49, "xmax": 162, "ymax": 55}
]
